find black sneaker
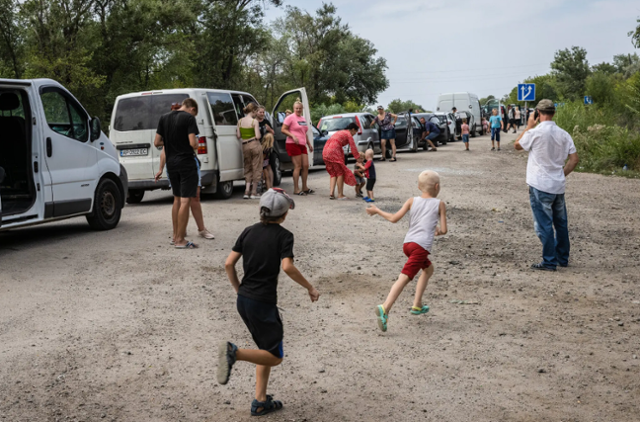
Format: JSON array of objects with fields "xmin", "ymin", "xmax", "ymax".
[
  {"xmin": 217, "ymin": 341, "xmax": 237, "ymax": 385},
  {"xmin": 531, "ymin": 263, "xmax": 556, "ymax": 271}
]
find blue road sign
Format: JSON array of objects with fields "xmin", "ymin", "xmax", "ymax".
[
  {"xmin": 518, "ymin": 83, "xmax": 536, "ymax": 101},
  {"xmin": 584, "ymin": 96, "xmax": 593, "ymax": 105}
]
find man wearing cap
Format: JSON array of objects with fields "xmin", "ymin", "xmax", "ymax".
[{"xmin": 515, "ymin": 99, "xmax": 580, "ymax": 271}]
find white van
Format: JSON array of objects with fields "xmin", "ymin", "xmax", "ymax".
[
  {"xmin": 110, "ymin": 88, "xmax": 312, "ymax": 203},
  {"xmin": 436, "ymin": 92, "xmax": 483, "ymax": 136},
  {"xmin": 0, "ymin": 78, "xmax": 127, "ymax": 232}
]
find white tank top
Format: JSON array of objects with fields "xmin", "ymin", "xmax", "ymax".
[{"xmin": 403, "ymin": 197, "xmax": 441, "ymax": 252}]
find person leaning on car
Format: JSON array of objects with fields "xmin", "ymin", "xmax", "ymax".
[
  {"xmin": 514, "ymin": 99, "xmax": 579, "ymax": 271},
  {"xmin": 419, "ymin": 118, "xmax": 438, "ymax": 151}
]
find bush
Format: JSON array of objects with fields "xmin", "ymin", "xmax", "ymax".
[{"xmin": 555, "ymin": 101, "xmax": 640, "ymax": 176}]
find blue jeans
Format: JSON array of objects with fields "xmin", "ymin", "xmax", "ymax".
[
  {"xmin": 529, "ymin": 186, "xmax": 570, "ymax": 269},
  {"xmin": 491, "ymin": 127, "xmax": 501, "ymax": 142}
]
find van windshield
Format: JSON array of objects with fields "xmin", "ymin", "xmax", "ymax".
[
  {"xmin": 318, "ymin": 116, "xmax": 356, "ymax": 132},
  {"xmin": 113, "ymin": 94, "xmax": 189, "ymax": 131}
]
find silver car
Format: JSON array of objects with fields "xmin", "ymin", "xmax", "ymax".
[{"xmin": 317, "ymin": 113, "xmax": 381, "ymax": 161}]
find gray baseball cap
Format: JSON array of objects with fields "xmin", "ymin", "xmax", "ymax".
[
  {"xmin": 536, "ymin": 99, "xmax": 556, "ymax": 112},
  {"xmin": 377, "ymin": 105, "xmax": 384, "ymax": 110},
  {"xmin": 260, "ymin": 188, "xmax": 295, "ymax": 218}
]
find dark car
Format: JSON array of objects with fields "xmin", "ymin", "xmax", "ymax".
[
  {"xmin": 387, "ymin": 114, "xmax": 423, "ymax": 156},
  {"xmin": 413, "ymin": 113, "xmax": 448, "ymax": 147}
]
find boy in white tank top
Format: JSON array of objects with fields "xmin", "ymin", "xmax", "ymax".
[{"xmin": 366, "ymin": 170, "xmax": 447, "ymax": 332}]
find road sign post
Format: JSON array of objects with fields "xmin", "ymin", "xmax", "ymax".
[{"xmin": 518, "ymin": 83, "xmax": 536, "ymax": 102}]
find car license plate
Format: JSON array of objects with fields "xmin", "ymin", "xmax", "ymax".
[{"xmin": 120, "ymin": 148, "xmax": 148, "ymax": 157}]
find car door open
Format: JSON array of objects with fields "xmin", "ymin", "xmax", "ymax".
[{"xmin": 271, "ymin": 88, "xmax": 313, "ymax": 170}]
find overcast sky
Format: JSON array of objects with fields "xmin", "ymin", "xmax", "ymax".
[{"xmin": 264, "ymin": 0, "xmax": 640, "ymax": 110}]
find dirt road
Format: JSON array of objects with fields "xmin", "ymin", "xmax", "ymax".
[{"xmin": 1, "ymin": 132, "xmax": 639, "ymax": 421}]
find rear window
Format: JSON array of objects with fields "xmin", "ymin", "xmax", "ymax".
[
  {"xmin": 113, "ymin": 94, "xmax": 189, "ymax": 131},
  {"xmin": 318, "ymin": 116, "xmax": 356, "ymax": 132}
]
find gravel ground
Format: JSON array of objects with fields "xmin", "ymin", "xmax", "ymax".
[{"xmin": 1, "ymin": 132, "xmax": 639, "ymax": 422}]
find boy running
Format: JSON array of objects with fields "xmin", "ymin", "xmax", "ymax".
[
  {"xmin": 219, "ymin": 188, "xmax": 320, "ymax": 416},
  {"xmin": 366, "ymin": 170, "xmax": 447, "ymax": 332}
]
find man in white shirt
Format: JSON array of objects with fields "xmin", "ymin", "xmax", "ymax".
[{"xmin": 514, "ymin": 100, "xmax": 580, "ymax": 271}]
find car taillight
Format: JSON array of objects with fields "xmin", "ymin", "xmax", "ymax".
[
  {"xmin": 354, "ymin": 115, "xmax": 363, "ymax": 135},
  {"xmin": 197, "ymin": 136, "xmax": 207, "ymax": 154}
]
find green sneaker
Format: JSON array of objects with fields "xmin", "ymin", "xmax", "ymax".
[
  {"xmin": 374, "ymin": 305, "xmax": 388, "ymax": 332},
  {"xmin": 410, "ymin": 305, "xmax": 430, "ymax": 315}
]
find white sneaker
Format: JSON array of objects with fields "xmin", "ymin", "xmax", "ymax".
[
  {"xmin": 250, "ymin": 194, "xmax": 261, "ymax": 199},
  {"xmin": 243, "ymin": 194, "xmax": 249, "ymax": 199},
  {"xmin": 199, "ymin": 229, "xmax": 215, "ymax": 240}
]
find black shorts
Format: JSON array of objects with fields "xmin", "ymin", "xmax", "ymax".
[
  {"xmin": 366, "ymin": 178, "xmax": 376, "ymax": 191},
  {"xmin": 237, "ymin": 295, "xmax": 284, "ymax": 358},
  {"xmin": 167, "ymin": 159, "xmax": 198, "ymax": 198}
]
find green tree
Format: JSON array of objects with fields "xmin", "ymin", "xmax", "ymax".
[
  {"xmin": 387, "ymin": 99, "xmax": 423, "ymax": 113},
  {"xmin": 551, "ymin": 46, "xmax": 590, "ymax": 100},
  {"xmin": 592, "ymin": 62, "xmax": 617, "ymax": 74},
  {"xmin": 0, "ymin": 0, "xmax": 24, "ymax": 78},
  {"xmin": 613, "ymin": 53, "xmax": 640, "ymax": 78},
  {"xmin": 586, "ymin": 71, "xmax": 621, "ymax": 105},
  {"xmin": 629, "ymin": 17, "xmax": 640, "ymax": 48}
]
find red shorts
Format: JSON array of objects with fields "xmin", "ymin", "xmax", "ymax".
[
  {"xmin": 401, "ymin": 242, "xmax": 431, "ymax": 279},
  {"xmin": 286, "ymin": 143, "xmax": 308, "ymax": 157}
]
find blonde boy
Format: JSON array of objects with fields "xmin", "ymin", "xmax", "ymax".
[{"xmin": 366, "ymin": 170, "xmax": 447, "ymax": 332}]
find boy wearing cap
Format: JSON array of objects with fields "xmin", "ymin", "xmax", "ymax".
[{"xmin": 218, "ymin": 188, "xmax": 320, "ymax": 416}]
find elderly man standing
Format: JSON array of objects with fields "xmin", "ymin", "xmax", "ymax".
[{"xmin": 514, "ymin": 100, "xmax": 580, "ymax": 271}]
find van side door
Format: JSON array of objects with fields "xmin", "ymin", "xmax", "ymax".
[
  {"xmin": 206, "ymin": 92, "xmax": 242, "ymax": 182},
  {"xmin": 39, "ymin": 86, "xmax": 97, "ymax": 216}
]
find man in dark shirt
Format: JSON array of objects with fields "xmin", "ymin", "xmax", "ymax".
[
  {"xmin": 419, "ymin": 118, "xmax": 438, "ymax": 151},
  {"xmin": 154, "ymin": 98, "xmax": 199, "ymax": 249}
]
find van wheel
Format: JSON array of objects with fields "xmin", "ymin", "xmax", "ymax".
[
  {"xmin": 215, "ymin": 180, "xmax": 234, "ymax": 200},
  {"xmin": 87, "ymin": 178, "xmax": 122, "ymax": 231},
  {"xmin": 271, "ymin": 154, "xmax": 282, "ymax": 187},
  {"xmin": 126, "ymin": 189, "xmax": 144, "ymax": 204}
]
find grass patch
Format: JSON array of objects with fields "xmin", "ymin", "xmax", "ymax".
[{"xmin": 555, "ymin": 102, "xmax": 640, "ymax": 178}]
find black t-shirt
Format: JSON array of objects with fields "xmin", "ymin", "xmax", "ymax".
[
  {"xmin": 156, "ymin": 110, "xmax": 199, "ymax": 167},
  {"xmin": 259, "ymin": 119, "xmax": 272, "ymax": 137},
  {"xmin": 232, "ymin": 223, "xmax": 295, "ymax": 304}
]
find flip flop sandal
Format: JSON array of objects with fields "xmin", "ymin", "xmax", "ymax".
[
  {"xmin": 410, "ymin": 305, "xmax": 430, "ymax": 315},
  {"xmin": 251, "ymin": 395, "xmax": 283, "ymax": 416},
  {"xmin": 296, "ymin": 191, "xmax": 307, "ymax": 196},
  {"xmin": 329, "ymin": 195, "xmax": 335, "ymax": 200},
  {"xmin": 170, "ymin": 239, "xmax": 175, "ymax": 246},
  {"xmin": 175, "ymin": 241, "xmax": 198, "ymax": 249},
  {"xmin": 303, "ymin": 189, "xmax": 315, "ymax": 194},
  {"xmin": 390, "ymin": 157, "xmax": 397, "ymax": 162}
]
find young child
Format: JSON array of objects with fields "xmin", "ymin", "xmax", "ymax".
[
  {"xmin": 366, "ymin": 170, "xmax": 447, "ymax": 332},
  {"xmin": 354, "ymin": 155, "xmax": 366, "ymax": 198},
  {"xmin": 219, "ymin": 188, "xmax": 320, "ymax": 416},
  {"xmin": 461, "ymin": 118, "xmax": 470, "ymax": 151},
  {"xmin": 357, "ymin": 149, "xmax": 376, "ymax": 203}
]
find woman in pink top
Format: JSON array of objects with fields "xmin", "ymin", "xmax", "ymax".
[{"xmin": 281, "ymin": 100, "xmax": 314, "ymax": 195}]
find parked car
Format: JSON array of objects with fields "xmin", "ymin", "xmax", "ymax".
[
  {"xmin": 413, "ymin": 113, "xmax": 448, "ymax": 147},
  {"xmin": 0, "ymin": 78, "xmax": 127, "ymax": 232},
  {"xmin": 316, "ymin": 113, "xmax": 381, "ymax": 162},
  {"xmin": 310, "ymin": 125, "xmax": 330, "ymax": 165},
  {"xmin": 436, "ymin": 92, "xmax": 482, "ymax": 136},
  {"xmin": 111, "ymin": 87, "xmax": 312, "ymax": 202}
]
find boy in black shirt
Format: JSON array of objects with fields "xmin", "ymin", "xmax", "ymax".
[
  {"xmin": 154, "ymin": 98, "xmax": 199, "ymax": 249},
  {"xmin": 219, "ymin": 188, "xmax": 320, "ymax": 416}
]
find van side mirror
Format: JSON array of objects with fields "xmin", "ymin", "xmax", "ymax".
[{"xmin": 90, "ymin": 117, "xmax": 102, "ymax": 141}]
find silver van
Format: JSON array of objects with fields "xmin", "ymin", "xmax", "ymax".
[
  {"xmin": 316, "ymin": 113, "xmax": 381, "ymax": 161},
  {"xmin": 110, "ymin": 88, "xmax": 313, "ymax": 202}
]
